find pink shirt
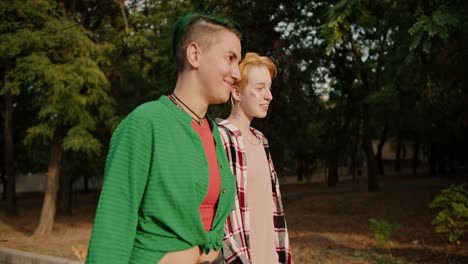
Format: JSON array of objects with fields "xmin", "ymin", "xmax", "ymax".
[
  {"xmin": 217, "ymin": 119, "xmax": 292, "ymax": 264},
  {"xmin": 244, "ymin": 135, "xmax": 278, "ymax": 264},
  {"xmin": 192, "ymin": 119, "xmax": 221, "ymax": 231}
]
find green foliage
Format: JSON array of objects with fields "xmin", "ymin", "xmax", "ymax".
[
  {"xmin": 321, "ymin": 0, "xmax": 356, "ymax": 54},
  {"xmin": 1, "ymin": 0, "xmax": 116, "ymax": 158},
  {"xmin": 105, "ymin": 0, "xmax": 191, "ymax": 115},
  {"xmin": 63, "ymin": 127, "xmax": 101, "ymax": 155},
  {"xmin": 369, "ymin": 218, "xmax": 402, "ymax": 248},
  {"xmin": 23, "ymin": 124, "xmax": 54, "ymax": 144},
  {"xmin": 2, "ymin": 0, "xmax": 468, "ymax": 182},
  {"xmin": 409, "ymin": 9, "xmax": 460, "ymax": 53},
  {"xmin": 430, "ymin": 184, "xmax": 468, "ymax": 244},
  {"xmin": 365, "ymin": 88, "xmax": 400, "ymax": 115}
]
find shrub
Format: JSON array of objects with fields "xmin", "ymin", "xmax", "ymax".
[
  {"xmin": 369, "ymin": 218, "xmax": 402, "ymax": 248},
  {"xmin": 430, "ymin": 184, "xmax": 468, "ymax": 244}
]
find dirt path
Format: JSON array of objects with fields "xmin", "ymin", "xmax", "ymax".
[{"xmin": 1, "ymin": 174, "xmax": 467, "ymax": 263}]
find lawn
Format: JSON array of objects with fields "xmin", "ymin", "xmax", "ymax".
[{"xmin": 1, "ymin": 174, "xmax": 467, "ymax": 263}]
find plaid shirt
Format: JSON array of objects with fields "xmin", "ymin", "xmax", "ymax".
[{"xmin": 217, "ymin": 119, "xmax": 292, "ymax": 264}]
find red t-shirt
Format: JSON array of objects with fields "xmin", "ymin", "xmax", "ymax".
[{"xmin": 192, "ymin": 119, "xmax": 221, "ymax": 231}]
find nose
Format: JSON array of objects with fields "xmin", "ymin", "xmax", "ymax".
[
  {"xmin": 265, "ymin": 88, "xmax": 273, "ymax": 101},
  {"xmin": 231, "ymin": 64, "xmax": 241, "ymax": 81}
]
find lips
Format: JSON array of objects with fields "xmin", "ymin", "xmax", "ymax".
[
  {"xmin": 261, "ymin": 104, "xmax": 269, "ymax": 110},
  {"xmin": 224, "ymin": 80, "xmax": 235, "ymax": 87}
]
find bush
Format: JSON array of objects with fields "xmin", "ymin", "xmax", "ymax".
[
  {"xmin": 369, "ymin": 218, "xmax": 401, "ymax": 248},
  {"xmin": 430, "ymin": 184, "xmax": 468, "ymax": 244}
]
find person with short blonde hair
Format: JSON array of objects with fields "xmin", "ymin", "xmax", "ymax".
[{"xmin": 218, "ymin": 52, "xmax": 292, "ymax": 264}]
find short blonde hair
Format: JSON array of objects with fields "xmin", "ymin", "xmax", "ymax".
[{"xmin": 236, "ymin": 52, "xmax": 277, "ymax": 88}]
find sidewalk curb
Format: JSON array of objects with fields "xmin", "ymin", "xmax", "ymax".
[{"xmin": 0, "ymin": 247, "xmax": 80, "ymax": 264}]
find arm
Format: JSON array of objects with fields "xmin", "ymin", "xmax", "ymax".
[
  {"xmin": 265, "ymin": 141, "xmax": 292, "ymax": 264},
  {"xmin": 86, "ymin": 111, "xmax": 153, "ymax": 263},
  {"xmin": 218, "ymin": 126, "xmax": 251, "ymax": 263},
  {"xmin": 222, "ymin": 216, "xmax": 251, "ymax": 264},
  {"xmin": 271, "ymin": 168, "xmax": 292, "ymax": 264}
]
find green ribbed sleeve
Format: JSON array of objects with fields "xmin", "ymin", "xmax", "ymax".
[{"xmin": 86, "ymin": 110, "xmax": 153, "ymax": 264}]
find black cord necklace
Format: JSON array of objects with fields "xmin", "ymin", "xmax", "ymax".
[{"xmin": 169, "ymin": 93, "xmax": 205, "ymax": 125}]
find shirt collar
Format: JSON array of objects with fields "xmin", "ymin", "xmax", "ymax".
[
  {"xmin": 216, "ymin": 118, "xmax": 264, "ymax": 138},
  {"xmin": 161, "ymin": 95, "xmax": 216, "ymax": 130}
]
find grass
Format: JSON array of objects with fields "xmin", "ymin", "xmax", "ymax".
[{"xmin": 1, "ymin": 174, "xmax": 467, "ymax": 263}]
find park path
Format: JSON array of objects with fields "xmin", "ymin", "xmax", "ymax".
[{"xmin": 280, "ymin": 173, "xmax": 467, "ymax": 199}]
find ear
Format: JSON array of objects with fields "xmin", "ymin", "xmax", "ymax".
[
  {"xmin": 186, "ymin": 42, "xmax": 201, "ymax": 69},
  {"xmin": 231, "ymin": 85, "xmax": 242, "ymax": 102}
]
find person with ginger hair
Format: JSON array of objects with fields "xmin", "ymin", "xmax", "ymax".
[{"xmin": 218, "ymin": 52, "xmax": 292, "ymax": 264}]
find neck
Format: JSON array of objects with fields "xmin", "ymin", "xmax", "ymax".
[
  {"xmin": 173, "ymin": 77, "xmax": 208, "ymax": 118},
  {"xmin": 227, "ymin": 108, "xmax": 253, "ymax": 134}
]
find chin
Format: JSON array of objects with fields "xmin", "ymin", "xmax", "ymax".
[
  {"xmin": 211, "ymin": 96, "xmax": 230, "ymax": 105},
  {"xmin": 254, "ymin": 112, "xmax": 268, "ymax": 119}
]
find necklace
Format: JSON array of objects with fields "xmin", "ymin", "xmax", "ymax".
[{"xmin": 169, "ymin": 93, "xmax": 205, "ymax": 125}]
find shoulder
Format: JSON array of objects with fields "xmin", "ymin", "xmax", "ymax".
[
  {"xmin": 216, "ymin": 118, "xmax": 241, "ymax": 136},
  {"xmin": 114, "ymin": 100, "xmax": 165, "ymax": 135},
  {"xmin": 215, "ymin": 119, "xmax": 232, "ymax": 143},
  {"xmin": 126, "ymin": 97, "xmax": 175, "ymax": 125},
  {"xmin": 215, "ymin": 118, "xmax": 229, "ymax": 129},
  {"xmin": 251, "ymin": 127, "xmax": 269, "ymax": 144},
  {"xmin": 131, "ymin": 99, "xmax": 166, "ymax": 119}
]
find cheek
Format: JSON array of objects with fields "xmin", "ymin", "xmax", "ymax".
[
  {"xmin": 247, "ymin": 90, "xmax": 262, "ymax": 99},
  {"xmin": 220, "ymin": 62, "xmax": 232, "ymax": 75},
  {"xmin": 242, "ymin": 94, "xmax": 259, "ymax": 110}
]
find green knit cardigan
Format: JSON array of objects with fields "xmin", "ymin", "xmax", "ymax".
[{"xmin": 85, "ymin": 96, "xmax": 235, "ymax": 263}]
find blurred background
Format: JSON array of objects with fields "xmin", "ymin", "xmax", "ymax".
[{"xmin": 1, "ymin": 0, "xmax": 467, "ymax": 263}]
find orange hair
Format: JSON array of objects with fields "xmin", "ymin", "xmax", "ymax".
[{"xmin": 236, "ymin": 52, "xmax": 277, "ymax": 89}]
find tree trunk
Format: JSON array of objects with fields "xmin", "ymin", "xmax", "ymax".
[
  {"xmin": 412, "ymin": 142, "xmax": 419, "ymax": 176},
  {"xmin": 328, "ymin": 152, "xmax": 339, "ymax": 187},
  {"xmin": 1, "ymin": 168, "xmax": 5, "ymax": 200},
  {"xmin": 349, "ymin": 37, "xmax": 378, "ymax": 191},
  {"xmin": 349, "ymin": 119, "xmax": 361, "ymax": 180},
  {"xmin": 34, "ymin": 132, "xmax": 63, "ymax": 235},
  {"xmin": 376, "ymin": 127, "xmax": 387, "ymax": 176},
  {"xmin": 59, "ymin": 172, "xmax": 73, "ymax": 216},
  {"xmin": 84, "ymin": 174, "xmax": 89, "ymax": 192},
  {"xmin": 1, "ymin": 113, "xmax": 7, "ymax": 200},
  {"xmin": 430, "ymin": 143, "xmax": 437, "ymax": 176},
  {"xmin": 449, "ymin": 145, "xmax": 456, "ymax": 175},
  {"xmin": 437, "ymin": 153, "xmax": 446, "ymax": 176},
  {"xmin": 4, "ymin": 90, "xmax": 17, "ymax": 216},
  {"xmin": 60, "ymin": 0, "xmax": 68, "ymax": 20},
  {"xmin": 117, "ymin": 0, "xmax": 130, "ymax": 35},
  {"xmin": 0, "ymin": 112, "xmax": 7, "ymax": 201},
  {"xmin": 296, "ymin": 155, "xmax": 304, "ymax": 182},
  {"xmin": 328, "ymin": 90, "xmax": 350, "ymax": 187},
  {"xmin": 348, "ymin": 147, "xmax": 357, "ymax": 180},
  {"xmin": 394, "ymin": 135, "xmax": 402, "ymax": 172},
  {"xmin": 362, "ymin": 108, "xmax": 378, "ymax": 192},
  {"xmin": 376, "ymin": 141, "xmax": 384, "ymax": 176}
]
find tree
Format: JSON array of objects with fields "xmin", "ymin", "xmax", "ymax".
[
  {"xmin": 0, "ymin": 0, "xmax": 50, "ymax": 215},
  {"xmin": 1, "ymin": 70, "xmax": 17, "ymax": 215},
  {"xmin": 1, "ymin": 0, "xmax": 116, "ymax": 234}
]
